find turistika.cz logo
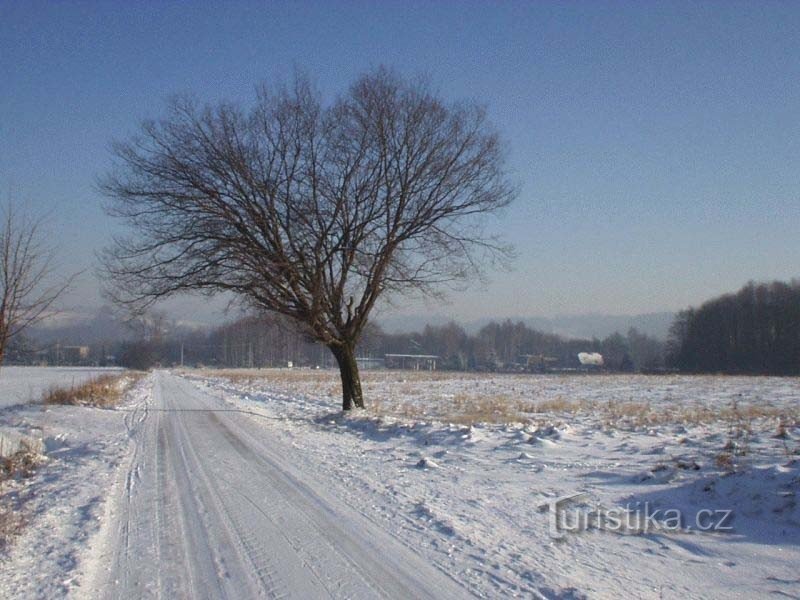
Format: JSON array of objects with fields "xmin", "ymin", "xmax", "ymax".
[{"xmin": 541, "ymin": 493, "xmax": 734, "ymax": 539}]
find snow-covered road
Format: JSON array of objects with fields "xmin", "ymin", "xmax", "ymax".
[{"xmin": 90, "ymin": 372, "xmax": 472, "ymax": 599}]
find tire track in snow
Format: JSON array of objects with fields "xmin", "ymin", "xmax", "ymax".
[{"xmin": 162, "ymin": 388, "xmax": 292, "ymax": 599}]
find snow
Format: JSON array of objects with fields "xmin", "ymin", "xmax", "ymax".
[
  {"xmin": 0, "ymin": 366, "xmax": 124, "ymax": 409},
  {"xmin": 87, "ymin": 373, "xmax": 468, "ymax": 599},
  {"xmin": 0, "ymin": 368, "xmax": 797, "ymax": 599},
  {"xmin": 0, "ymin": 372, "xmax": 148, "ymax": 598},
  {"xmin": 189, "ymin": 370, "xmax": 800, "ymax": 598}
]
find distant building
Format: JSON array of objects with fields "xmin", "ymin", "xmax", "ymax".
[
  {"xmin": 384, "ymin": 353, "xmax": 438, "ymax": 371},
  {"xmin": 62, "ymin": 346, "xmax": 90, "ymax": 364},
  {"xmin": 356, "ymin": 357, "xmax": 385, "ymax": 370},
  {"xmin": 44, "ymin": 345, "xmax": 91, "ymax": 365},
  {"xmin": 521, "ymin": 354, "xmax": 558, "ymax": 372}
]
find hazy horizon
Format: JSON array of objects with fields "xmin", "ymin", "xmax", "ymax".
[
  {"xmin": 43, "ymin": 300, "xmax": 677, "ymax": 326},
  {"xmin": 3, "ymin": 1, "xmax": 798, "ymax": 323}
]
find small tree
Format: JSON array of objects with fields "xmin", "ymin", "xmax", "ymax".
[
  {"xmin": 0, "ymin": 204, "xmax": 72, "ymax": 366},
  {"xmin": 101, "ymin": 68, "xmax": 515, "ymax": 409}
]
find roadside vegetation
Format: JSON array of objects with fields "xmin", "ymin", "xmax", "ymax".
[
  {"xmin": 41, "ymin": 372, "xmax": 143, "ymax": 408},
  {"xmin": 0, "ymin": 439, "xmax": 42, "ymax": 549}
]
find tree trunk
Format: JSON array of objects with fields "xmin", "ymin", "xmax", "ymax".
[
  {"xmin": 330, "ymin": 343, "xmax": 364, "ymax": 410},
  {"xmin": 0, "ymin": 330, "xmax": 7, "ymax": 368}
]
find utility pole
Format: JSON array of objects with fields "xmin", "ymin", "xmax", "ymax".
[{"xmin": 180, "ymin": 341, "xmax": 184, "ymax": 367}]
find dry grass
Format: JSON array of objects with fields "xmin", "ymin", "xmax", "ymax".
[
  {"xmin": 0, "ymin": 440, "xmax": 42, "ymax": 550},
  {"xmin": 193, "ymin": 367, "xmax": 492, "ymax": 386},
  {"xmin": 371, "ymin": 393, "xmax": 800, "ymax": 428},
  {"xmin": 41, "ymin": 372, "xmax": 142, "ymax": 408},
  {"xmin": 369, "ymin": 392, "xmax": 528, "ymax": 425},
  {"xmin": 200, "ymin": 368, "xmax": 335, "ymax": 386},
  {"xmin": 1, "ymin": 440, "xmax": 41, "ymax": 480},
  {"xmin": 0, "ymin": 500, "xmax": 23, "ymax": 548},
  {"xmin": 191, "ymin": 368, "xmax": 800, "ymax": 428}
]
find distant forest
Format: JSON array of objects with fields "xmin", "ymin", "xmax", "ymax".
[{"xmin": 666, "ymin": 280, "xmax": 800, "ymax": 375}]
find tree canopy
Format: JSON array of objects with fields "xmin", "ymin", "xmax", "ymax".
[{"xmin": 101, "ymin": 68, "xmax": 515, "ymax": 408}]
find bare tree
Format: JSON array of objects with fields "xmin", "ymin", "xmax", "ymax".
[
  {"xmin": 101, "ymin": 68, "xmax": 515, "ymax": 409},
  {"xmin": 0, "ymin": 204, "xmax": 72, "ymax": 365}
]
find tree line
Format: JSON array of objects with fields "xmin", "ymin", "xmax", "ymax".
[
  {"xmin": 667, "ymin": 280, "xmax": 800, "ymax": 375},
  {"xmin": 118, "ymin": 278, "xmax": 800, "ymax": 376},
  {"xmin": 110, "ymin": 313, "xmax": 666, "ymax": 374},
  {"xmin": 15, "ymin": 279, "xmax": 798, "ymax": 377}
]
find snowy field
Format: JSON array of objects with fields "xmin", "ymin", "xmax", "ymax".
[
  {"xmin": 0, "ymin": 368, "xmax": 797, "ymax": 599},
  {"xmin": 190, "ymin": 369, "xmax": 800, "ymax": 598},
  {"xmin": 0, "ymin": 366, "xmax": 124, "ymax": 409}
]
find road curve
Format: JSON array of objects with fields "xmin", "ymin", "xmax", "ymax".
[{"xmin": 89, "ymin": 372, "xmax": 473, "ymax": 599}]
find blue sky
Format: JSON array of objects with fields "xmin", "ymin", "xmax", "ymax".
[{"xmin": 2, "ymin": 1, "xmax": 799, "ymax": 322}]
